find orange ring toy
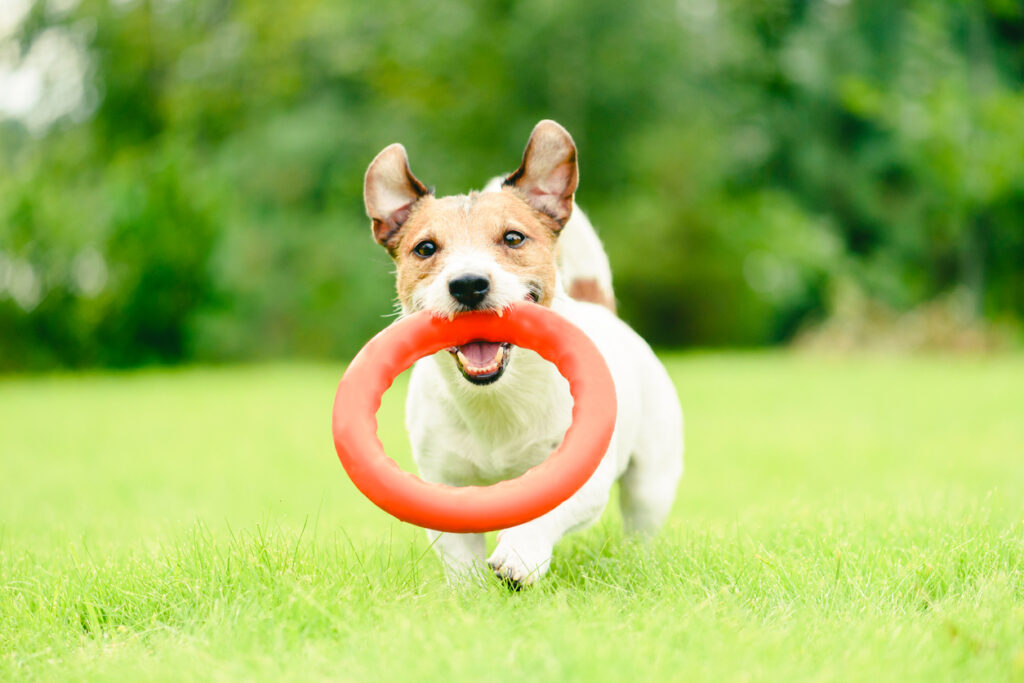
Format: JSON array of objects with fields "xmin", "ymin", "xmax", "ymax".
[{"xmin": 331, "ymin": 302, "xmax": 617, "ymax": 533}]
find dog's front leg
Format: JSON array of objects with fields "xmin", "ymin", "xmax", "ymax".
[
  {"xmin": 487, "ymin": 450, "xmax": 618, "ymax": 588},
  {"xmin": 427, "ymin": 529, "xmax": 486, "ymax": 583}
]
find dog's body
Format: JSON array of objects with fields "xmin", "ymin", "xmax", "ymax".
[{"xmin": 363, "ymin": 121, "xmax": 683, "ymax": 586}]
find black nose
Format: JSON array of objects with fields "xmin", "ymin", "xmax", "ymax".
[{"xmin": 448, "ymin": 274, "xmax": 491, "ymax": 308}]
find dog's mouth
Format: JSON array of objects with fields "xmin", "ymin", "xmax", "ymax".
[
  {"xmin": 440, "ymin": 290, "xmax": 540, "ymax": 384},
  {"xmin": 447, "ymin": 341, "xmax": 513, "ymax": 385}
]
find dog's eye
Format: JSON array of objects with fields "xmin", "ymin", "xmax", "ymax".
[
  {"xmin": 503, "ymin": 230, "xmax": 526, "ymax": 248},
  {"xmin": 413, "ymin": 240, "xmax": 437, "ymax": 258}
]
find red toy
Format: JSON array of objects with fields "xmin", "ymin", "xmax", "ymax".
[{"xmin": 331, "ymin": 302, "xmax": 617, "ymax": 533}]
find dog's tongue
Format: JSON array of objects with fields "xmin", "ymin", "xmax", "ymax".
[{"xmin": 459, "ymin": 341, "xmax": 502, "ymax": 367}]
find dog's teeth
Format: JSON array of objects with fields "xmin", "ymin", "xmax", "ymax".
[
  {"xmin": 496, "ymin": 308, "xmax": 504, "ymax": 318},
  {"xmin": 454, "ymin": 344, "xmax": 506, "ymax": 377},
  {"xmin": 448, "ymin": 312, "xmax": 456, "ymax": 322}
]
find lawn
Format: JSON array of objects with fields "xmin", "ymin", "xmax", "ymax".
[{"xmin": 1, "ymin": 353, "xmax": 1023, "ymax": 681}]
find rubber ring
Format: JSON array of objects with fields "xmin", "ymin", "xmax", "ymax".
[{"xmin": 331, "ymin": 302, "xmax": 618, "ymax": 533}]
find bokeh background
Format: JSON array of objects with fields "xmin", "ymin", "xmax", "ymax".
[{"xmin": 1, "ymin": 0, "xmax": 1023, "ymax": 370}]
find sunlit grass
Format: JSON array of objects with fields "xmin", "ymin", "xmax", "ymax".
[{"xmin": 2, "ymin": 354, "xmax": 1023, "ymax": 680}]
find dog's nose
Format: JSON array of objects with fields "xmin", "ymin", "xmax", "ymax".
[{"xmin": 448, "ymin": 274, "xmax": 491, "ymax": 308}]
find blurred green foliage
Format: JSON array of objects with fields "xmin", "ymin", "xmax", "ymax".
[{"xmin": 1, "ymin": 0, "xmax": 1023, "ymax": 369}]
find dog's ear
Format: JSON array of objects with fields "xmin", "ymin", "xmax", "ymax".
[
  {"xmin": 503, "ymin": 120, "xmax": 578, "ymax": 229},
  {"xmin": 364, "ymin": 143, "xmax": 431, "ymax": 252}
]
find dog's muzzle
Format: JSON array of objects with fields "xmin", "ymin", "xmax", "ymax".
[{"xmin": 442, "ymin": 284, "xmax": 543, "ymax": 385}]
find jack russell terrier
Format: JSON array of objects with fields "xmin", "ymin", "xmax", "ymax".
[{"xmin": 363, "ymin": 120, "xmax": 683, "ymax": 587}]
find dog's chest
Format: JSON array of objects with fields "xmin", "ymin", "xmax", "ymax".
[
  {"xmin": 421, "ymin": 388, "xmax": 572, "ymax": 486},
  {"xmin": 408, "ymin": 350, "xmax": 576, "ymax": 486},
  {"xmin": 453, "ymin": 426, "xmax": 569, "ymax": 485}
]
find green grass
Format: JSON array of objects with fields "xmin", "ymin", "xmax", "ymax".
[{"xmin": 2, "ymin": 354, "xmax": 1023, "ymax": 681}]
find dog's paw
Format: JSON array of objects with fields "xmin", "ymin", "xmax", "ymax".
[{"xmin": 486, "ymin": 534, "xmax": 552, "ymax": 589}]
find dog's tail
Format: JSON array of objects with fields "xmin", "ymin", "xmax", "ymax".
[{"xmin": 484, "ymin": 177, "xmax": 616, "ymax": 312}]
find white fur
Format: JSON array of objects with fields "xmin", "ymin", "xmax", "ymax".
[{"xmin": 403, "ymin": 192, "xmax": 684, "ymax": 586}]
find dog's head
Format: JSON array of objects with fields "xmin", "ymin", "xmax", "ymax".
[{"xmin": 363, "ymin": 120, "xmax": 578, "ymax": 386}]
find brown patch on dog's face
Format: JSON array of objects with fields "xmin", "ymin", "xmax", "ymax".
[{"xmin": 391, "ymin": 190, "xmax": 561, "ymax": 312}]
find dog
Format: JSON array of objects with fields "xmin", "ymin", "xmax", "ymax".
[{"xmin": 363, "ymin": 120, "xmax": 683, "ymax": 587}]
